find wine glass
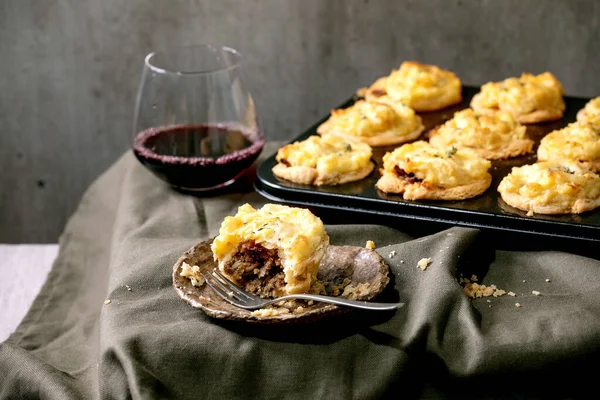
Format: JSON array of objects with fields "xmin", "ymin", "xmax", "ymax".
[{"xmin": 132, "ymin": 45, "xmax": 264, "ymax": 191}]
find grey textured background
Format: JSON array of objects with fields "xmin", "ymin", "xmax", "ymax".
[{"xmin": 1, "ymin": 0, "xmax": 599, "ymax": 242}]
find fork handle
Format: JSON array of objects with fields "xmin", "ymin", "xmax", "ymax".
[{"xmin": 276, "ymin": 294, "xmax": 404, "ymax": 311}]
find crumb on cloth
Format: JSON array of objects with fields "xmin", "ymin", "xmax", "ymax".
[
  {"xmin": 365, "ymin": 240, "xmax": 376, "ymax": 250},
  {"xmin": 417, "ymin": 258, "xmax": 431, "ymax": 271}
]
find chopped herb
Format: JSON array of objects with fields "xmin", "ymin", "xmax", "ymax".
[
  {"xmin": 549, "ymin": 166, "xmax": 574, "ymax": 174},
  {"xmin": 445, "ymin": 146, "xmax": 458, "ymax": 157},
  {"xmin": 345, "ymin": 143, "xmax": 352, "ymax": 152}
]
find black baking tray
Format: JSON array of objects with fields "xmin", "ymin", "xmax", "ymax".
[{"xmin": 256, "ymin": 86, "xmax": 600, "ymax": 243}]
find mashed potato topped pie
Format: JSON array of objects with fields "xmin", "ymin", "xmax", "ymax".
[
  {"xmin": 376, "ymin": 141, "xmax": 492, "ymax": 200},
  {"xmin": 577, "ymin": 97, "xmax": 600, "ymax": 123},
  {"xmin": 211, "ymin": 204, "xmax": 329, "ymax": 297},
  {"xmin": 272, "ymin": 134, "xmax": 374, "ymax": 186},
  {"xmin": 316, "ymin": 100, "xmax": 424, "ymax": 146},
  {"xmin": 359, "ymin": 61, "xmax": 462, "ymax": 112},
  {"xmin": 429, "ymin": 108, "xmax": 533, "ymax": 159},
  {"xmin": 498, "ymin": 162, "xmax": 600, "ymax": 214},
  {"xmin": 537, "ymin": 121, "xmax": 600, "ymax": 172},
  {"xmin": 470, "ymin": 72, "xmax": 565, "ymax": 124}
]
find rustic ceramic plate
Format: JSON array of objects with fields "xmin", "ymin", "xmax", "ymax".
[{"xmin": 172, "ymin": 238, "xmax": 391, "ymax": 324}]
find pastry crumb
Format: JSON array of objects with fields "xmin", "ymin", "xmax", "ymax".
[
  {"xmin": 508, "ymin": 291, "xmax": 516, "ymax": 297},
  {"xmin": 526, "ymin": 209, "xmax": 534, "ymax": 217},
  {"xmin": 417, "ymin": 257, "xmax": 432, "ymax": 271},
  {"xmin": 307, "ymin": 300, "xmax": 314, "ymax": 306},
  {"xmin": 515, "ymin": 303, "xmax": 521, "ymax": 308},
  {"xmin": 545, "ymin": 279, "xmax": 551, "ymax": 283},
  {"xmin": 389, "ymin": 250, "xmax": 397, "ymax": 258},
  {"xmin": 293, "ymin": 306, "xmax": 304, "ymax": 314},
  {"xmin": 104, "ymin": 299, "xmax": 111, "ymax": 305},
  {"xmin": 460, "ymin": 275, "xmax": 510, "ymax": 299},
  {"xmin": 125, "ymin": 285, "xmax": 132, "ymax": 291},
  {"xmin": 180, "ymin": 262, "xmax": 205, "ymax": 287},
  {"xmin": 251, "ymin": 307, "xmax": 291, "ymax": 317},
  {"xmin": 400, "ymin": 260, "xmax": 404, "ymax": 264},
  {"xmin": 365, "ymin": 240, "xmax": 376, "ymax": 249},
  {"xmin": 532, "ymin": 290, "xmax": 541, "ymax": 296},
  {"xmin": 470, "ymin": 274, "xmax": 478, "ymax": 282}
]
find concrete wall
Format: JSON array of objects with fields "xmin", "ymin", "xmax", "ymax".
[{"xmin": 1, "ymin": 0, "xmax": 599, "ymax": 242}]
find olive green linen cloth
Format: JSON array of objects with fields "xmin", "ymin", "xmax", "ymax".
[{"xmin": 2, "ymin": 145, "xmax": 600, "ymax": 399}]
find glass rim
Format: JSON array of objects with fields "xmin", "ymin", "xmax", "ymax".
[{"xmin": 144, "ymin": 44, "xmax": 242, "ymax": 76}]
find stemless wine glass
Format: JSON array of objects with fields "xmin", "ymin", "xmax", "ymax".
[{"xmin": 132, "ymin": 45, "xmax": 264, "ymax": 191}]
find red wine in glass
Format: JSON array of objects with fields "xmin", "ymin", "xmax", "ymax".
[{"xmin": 132, "ymin": 45, "xmax": 263, "ymax": 191}]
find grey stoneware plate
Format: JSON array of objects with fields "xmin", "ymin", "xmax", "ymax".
[{"xmin": 172, "ymin": 238, "xmax": 391, "ymax": 324}]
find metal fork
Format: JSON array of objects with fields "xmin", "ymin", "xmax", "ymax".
[{"xmin": 200, "ymin": 268, "xmax": 404, "ymax": 311}]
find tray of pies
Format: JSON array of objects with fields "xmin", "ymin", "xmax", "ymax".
[{"xmin": 255, "ymin": 62, "xmax": 600, "ymax": 243}]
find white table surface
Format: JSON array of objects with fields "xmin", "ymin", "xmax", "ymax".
[{"xmin": 0, "ymin": 244, "xmax": 58, "ymax": 342}]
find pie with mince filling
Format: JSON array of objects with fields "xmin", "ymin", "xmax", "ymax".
[
  {"xmin": 316, "ymin": 100, "xmax": 424, "ymax": 147},
  {"xmin": 357, "ymin": 61, "xmax": 462, "ymax": 112},
  {"xmin": 272, "ymin": 134, "xmax": 374, "ymax": 186},
  {"xmin": 498, "ymin": 162, "xmax": 600, "ymax": 215},
  {"xmin": 470, "ymin": 72, "xmax": 565, "ymax": 124},
  {"xmin": 376, "ymin": 140, "xmax": 492, "ymax": 200},
  {"xmin": 429, "ymin": 108, "xmax": 533, "ymax": 160},
  {"xmin": 537, "ymin": 120, "xmax": 600, "ymax": 173}
]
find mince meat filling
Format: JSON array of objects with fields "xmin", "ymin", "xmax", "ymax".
[
  {"xmin": 394, "ymin": 165, "xmax": 422, "ymax": 184},
  {"xmin": 222, "ymin": 241, "xmax": 285, "ymax": 298}
]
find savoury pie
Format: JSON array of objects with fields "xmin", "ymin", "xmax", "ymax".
[
  {"xmin": 577, "ymin": 97, "xmax": 600, "ymax": 123},
  {"xmin": 537, "ymin": 121, "xmax": 600, "ymax": 173},
  {"xmin": 358, "ymin": 61, "xmax": 462, "ymax": 112},
  {"xmin": 316, "ymin": 100, "xmax": 424, "ymax": 146},
  {"xmin": 497, "ymin": 162, "xmax": 600, "ymax": 215},
  {"xmin": 211, "ymin": 203, "xmax": 330, "ymax": 297},
  {"xmin": 376, "ymin": 140, "xmax": 492, "ymax": 200},
  {"xmin": 470, "ymin": 72, "xmax": 565, "ymax": 124},
  {"xmin": 272, "ymin": 134, "xmax": 374, "ymax": 186},
  {"xmin": 429, "ymin": 108, "xmax": 533, "ymax": 159}
]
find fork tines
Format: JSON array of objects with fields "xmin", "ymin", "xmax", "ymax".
[{"xmin": 200, "ymin": 269, "xmax": 254, "ymax": 306}]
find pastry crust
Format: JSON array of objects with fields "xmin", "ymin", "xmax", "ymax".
[
  {"xmin": 316, "ymin": 100, "xmax": 424, "ymax": 146},
  {"xmin": 211, "ymin": 203, "xmax": 330, "ymax": 296},
  {"xmin": 497, "ymin": 162, "xmax": 600, "ymax": 214},
  {"xmin": 429, "ymin": 108, "xmax": 533, "ymax": 160},
  {"xmin": 375, "ymin": 141, "xmax": 492, "ymax": 200},
  {"xmin": 537, "ymin": 121, "xmax": 600, "ymax": 173},
  {"xmin": 358, "ymin": 61, "xmax": 462, "ymax": 112},
  {"xmin": 576, "ymin": 97, "xmax": 600, "ymax": 123},
  {"xmin": 470, "ymin": 72, "xmax": 565, "ymax": 124},
  {"xmin": 273, "ymin": 134, "xmax": 374, "ymax": 186}
]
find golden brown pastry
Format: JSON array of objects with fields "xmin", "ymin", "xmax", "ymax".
[
  {"xmin": 577, "ymin": 97, "xmax": 600, "ymax": 122},
  {"xmin": 470, "ymin": 72, "xmax": 565, "ymax": 124},
  {"xmin": 537, "ymin": 121, "xmax": 600, "ymax": 172},
  {"xmin": 211, "ymin": 203, "xmax": 330, "ymax": 297},
  {"xmin": 429, "ymin": 108, "xmax": 533, "ymax": 159},
  {"xmin": 272, "ymin": 134, "xmax": 374, "ymax": 186},
  {"xmin": 316, "ymin": 100, "xmax": 424, "ymax": 146},
  {"xmin": 358, "ymin": 61, "xmax": 462, "ymax": 112},
  {"xmin": 376, "ymin": 141, "xmax": 492, "ymax": 200},
  {"xmin": 498, "ymin": 162, "xmax": 600, "ymax": 215}
]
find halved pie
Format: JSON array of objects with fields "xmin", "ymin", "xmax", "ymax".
[{"xmin": 211, "ymin": 203, "xmax": 330, "ymax": 297}]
